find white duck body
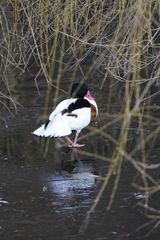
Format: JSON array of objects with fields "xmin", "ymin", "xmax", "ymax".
[
  {"xmin": 67, "ymin": 97, "xmax": 98, "ymax": 132},
  {"xmin": 33, "ymin": 97, "xmax": 98, "ymax": 138}
]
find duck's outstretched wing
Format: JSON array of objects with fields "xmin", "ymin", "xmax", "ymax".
[{"xmin": 49, "ymin": 98, "xmax": 76, "ymax": 120}]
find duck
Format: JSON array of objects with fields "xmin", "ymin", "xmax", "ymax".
[{"xmin": 33, "ymin": 83, "xmax": 98, "ymax": 148}]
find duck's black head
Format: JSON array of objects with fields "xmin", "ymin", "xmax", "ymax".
[{"xmin": 70, "ymin": 83, "xmax": 89, "ymax": 98}]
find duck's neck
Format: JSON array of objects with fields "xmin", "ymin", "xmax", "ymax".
[{"xmin": 84, "ymin": 97, "xmax": 98, "ymax": 114}]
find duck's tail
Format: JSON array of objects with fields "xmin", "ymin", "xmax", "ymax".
[
  {"xmin": 32, "ymin": 116, "xmax": 72, "ymax": 138},
  {"xmin": 32, "ymin": 124, "xmax": 46, "ymax": 136}
]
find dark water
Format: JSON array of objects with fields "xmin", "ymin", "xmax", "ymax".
[{"xmin": 0, "ymin": 78, "xmax": 160, "ymax": 240}]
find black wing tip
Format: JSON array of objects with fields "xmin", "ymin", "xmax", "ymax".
[{"xmin": 45, "ymin": 119, "xmax": 50, "ymax": 129}]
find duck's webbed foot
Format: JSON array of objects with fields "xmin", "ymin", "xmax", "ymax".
[
  {"xmin": 68, "ymin": 143, "xmax": 85, "ymax": 148},
  {"xmin": 64, "ymin": 132, "xmax": 85, "ymax": 148},
  {"xmin": 68, "ymin": 131, "xmax": 85, "ymax": 148}
]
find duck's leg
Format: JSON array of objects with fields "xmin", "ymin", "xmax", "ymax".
[
  {"xmin": 70, "ymin": 131, "xmax": 85, "ymax": 148},
  {"xmin": 64, "ymin": 136, "xmax": 74, "ymax": 146}
]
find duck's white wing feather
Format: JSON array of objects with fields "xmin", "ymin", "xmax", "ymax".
[
  {"xmin": 42, "ymin": 114, "xmax": 72, "ymax": 137},
  {"xmin": 33, "ymin": 113, "xmax": 72, "ymax": 137},
  {"xmin": 33, "ymin": 98, "xmax": 77, "ymax": 137},
  {"xmin": 49, "ymin": 98, "xmax": 77, "ymax": 120},
  {"xmin": 33, "ymin": 107, "xmax": 90, "ymax": 138}
]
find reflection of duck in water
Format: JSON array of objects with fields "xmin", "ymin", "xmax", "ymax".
[
  {"xmin": 33, "ymin": 83, "xmax": 98, "ymax": 148},
  {"xmin": 63, "ymin": 160, "xmax": 98, "ymax": 182},
  {"xmin": 50, "ymin": 158, "xmax": 99, "ymax": 196}
]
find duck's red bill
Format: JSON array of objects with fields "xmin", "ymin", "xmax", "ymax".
[{"xmin": 86, "ymin": 90, "xmax": 94, "ymax": 100}]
